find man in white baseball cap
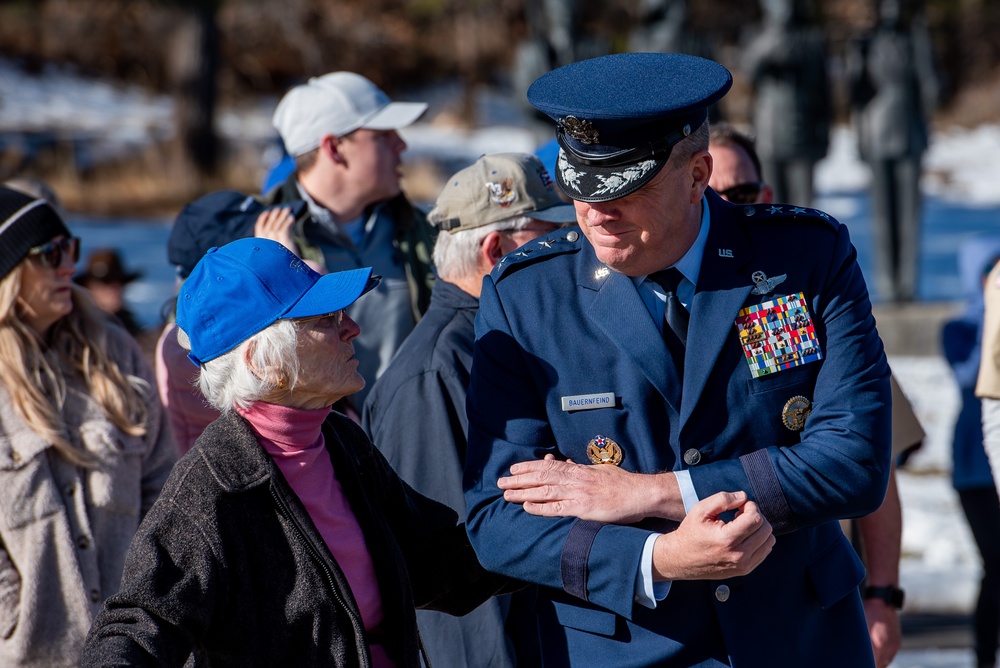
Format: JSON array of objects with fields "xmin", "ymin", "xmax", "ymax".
[{"xmin": 266, "ymin": 72, "xmax": 436, "ymax": 407}]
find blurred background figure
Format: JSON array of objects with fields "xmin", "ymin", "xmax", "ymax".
[
  {"xmin": 267, "ymin": 71, "xmax": 436, "ymax": 409},
  {"xmin": 0, "ymin": 185, "xmax": 175, "ymax": 667},
  {"xmin": 743, "ymin": 0, "xmax": 831, "ymax": 207},
  {"xmin": 943, "ymin": 235, "xmax": 1000, "ymax": 668},
  {"xmin": 847, "ymin": 0, "xmax": 939, "ymax": 303},
  {"xmin": 74, "ymin": 248, "xmax": 144, "ymax": 338}
]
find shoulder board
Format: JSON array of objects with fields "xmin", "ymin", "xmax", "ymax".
[
  {"xmin": 491, "ymin": 228, "xmax": 584, "ymax": 282},
  {"xmin": 736, "ymin": 203, "xmax": 838, "ymax": 229}
]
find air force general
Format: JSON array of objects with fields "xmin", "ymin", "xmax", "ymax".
[{"xmin": 463, "ymin": 53, "xmax": 892, "ymax": 667}]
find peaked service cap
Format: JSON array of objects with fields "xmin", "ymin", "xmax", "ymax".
[
  {"xmin": 528, "ymin": 52, "xmax": 732, "ymax": 203},
  {"xmin": 273, "ymin": 72, "xmax": 427, "ymax": 157},
  {"xmin": 428, "ymin": 152, "xmax": 577, "ymax": 233},
  {"xmin": 176, "ymin": 238, "xmax": 378, "ymax": 366}
]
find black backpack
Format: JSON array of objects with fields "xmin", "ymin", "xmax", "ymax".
[{"xmin": 168, "ymin": 190, "xmax": 306, "ymax": 278}]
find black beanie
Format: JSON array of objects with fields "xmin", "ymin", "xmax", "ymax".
[{"xmin": 0, "ymin": 185, "xmax": 72, "ymax": 280}]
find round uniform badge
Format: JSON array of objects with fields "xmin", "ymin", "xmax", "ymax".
[
  {"xmin": 782, "ymin": 395, "xmax": 812, "ymax": 431},
  {"xmin": 586, "ymin": 435, "xmax": 623, "ymax": 465}
]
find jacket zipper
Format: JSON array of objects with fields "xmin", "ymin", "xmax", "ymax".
[{"xmin": 269, "ymin": 485, "xmax": 372, "ymax": 668}]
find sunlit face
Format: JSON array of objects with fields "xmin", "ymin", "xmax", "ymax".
[
  {"xmin": 18, "ymin": 235, "xmax": 77, "ymax": 335},
  {"xmin": 708, "ymin": 142, "xmax": 772, "ymax": 205},
  {"xmin": 289, "ymin": 309, "xmax": 364, "ymax": 408},
  {"xmin": 574, "ymin": 159, "xmax": 704, "ymax": 277},
  {"xmin": 339, "ymin": 128, "xmax": 407, "ymax": 208},
  {"xmin": 709, "ymin": 143, "xmax": 758, "ymax": 196}
]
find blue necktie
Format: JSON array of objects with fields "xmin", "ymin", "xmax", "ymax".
[{"xmin": 650, "ymin": 268, "xmax": 689, "ymax": 373}]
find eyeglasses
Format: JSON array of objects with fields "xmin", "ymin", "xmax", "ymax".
[
  {"xmin": 27, "ymin": 236, "xmax": 80, "ymax": 269},
  {"xmin": 294, "ymin": 309, "xmax": 346, "ymax": 329},
  {"xmin": 717, "ymin": 182, "xmax": 764, "ymax": 205}
]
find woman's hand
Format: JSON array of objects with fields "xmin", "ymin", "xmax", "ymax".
[{"xmin": 254, "ymin": 207, "xmax": 298, "ymax": 256}]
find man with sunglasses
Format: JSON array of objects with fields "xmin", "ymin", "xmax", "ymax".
[
  {"xmin": 463, "ymin": 53, "xmax": 892, "ymax": 667},
  {"xmin": 708, "ymin": 122, "xmax": 916, "ymax": 668}
]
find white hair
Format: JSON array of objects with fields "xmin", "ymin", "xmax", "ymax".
[
  {"xmin": 197, "ymin": 319, "xmax": 300, "ymax": 413},
  {"xmin": 433, "ymin": 215, "xmax": 535, "ymax": 282}
]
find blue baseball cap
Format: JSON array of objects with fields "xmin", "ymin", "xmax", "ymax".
[
  {"xmin": 176, "ymin": 238, "xmax": 378, "ymax": 366},
  {"xmin": 528, "ymin": 53, "xmax": 732, "ymax": 203}
]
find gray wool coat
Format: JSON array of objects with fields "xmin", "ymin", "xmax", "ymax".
[
  {"xmin": 82, "ymin": 409, "xmax": 512, "ymax": 667},
  {"xmin": 0, "ymin": 326, "xmax": 177, "ymax": 668}
]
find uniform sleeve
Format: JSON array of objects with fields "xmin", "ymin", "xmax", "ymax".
[
  {"xmin": 687, "ymin": 222, "xmax": 893, "ymax": 533},
  {"xmin": 363, "ymin": 368, "xmax": 469, "ymax": 512},
  {"xmin": 464, "ymin": 277, "xmax": 655, "ymax": 620}
]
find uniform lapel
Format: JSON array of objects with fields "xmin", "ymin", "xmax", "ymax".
[
  {"xmin": 680, "ymin": 201, "xmax": 753, "ymax": 429},
  {"xmin": 585, "ymin": 268, "xmax": 681, "ymax": 414}
]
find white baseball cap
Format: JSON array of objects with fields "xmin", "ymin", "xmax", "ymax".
[{"xmin": 272, "ymin": 72, "xmax": 428, "ymax": 157}]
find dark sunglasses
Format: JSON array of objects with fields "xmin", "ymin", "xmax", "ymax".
[
  {"xmin": 718, "ymin": 182, "xmax": 764, "ymax": 205},
  {"xmin": 27, "ymin": 236, "xmax": 81, "ymax": 269}
]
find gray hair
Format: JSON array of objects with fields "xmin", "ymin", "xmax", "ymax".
[
  {"xmin": 433, "ymin": 215, "xmax": 535, "ymax": 282},
  {"xmin": 197, "ymin": 319, "xmax": 300, "ymax": 413}
]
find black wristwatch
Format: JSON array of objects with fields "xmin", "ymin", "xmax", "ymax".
[{"xmin": 863, "ymin": 584, "xmax": 905, "ymax": 609}]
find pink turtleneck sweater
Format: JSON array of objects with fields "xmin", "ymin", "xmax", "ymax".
[{"xmin": 237, "ymin": 402, "xmax": 392, "ymax": 667}]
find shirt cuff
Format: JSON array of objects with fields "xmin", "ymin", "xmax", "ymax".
[
  {"xmin": 634, "ymin": 533, "xmax": 672, "ymax": 609},
  {"xmin": 675, "ymin": 470, "xmax": 699, "ymax": 514}
]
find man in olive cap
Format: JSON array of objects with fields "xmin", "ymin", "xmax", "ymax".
[
  {"xmin": 363, "ymin": 153, "xmax": 575, "ymax": 667},
  {"xmin": 463, "ymin": 53, "xmax": 891, "ymax": 667}
]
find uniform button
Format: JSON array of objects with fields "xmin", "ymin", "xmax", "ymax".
[
  {"xmin": 566, "ymin": 230, "xmax": 579, "ymax": 242},
  {"xmin": 76, "ymin": 535, "xmax": 91, "ymax": 550},
  {"xmin": 715, "ymin": 585, "xmax": 730, "ymax": 602},
  {"xmin": 683, "ymin": 449, "xmax": 702, "ymax": 466},
  {"xmin": 90, "ymin": 588, "xmax": 101, "ymax": 603},
  {"xmin": 744, "ymin": 206, "xmax": 756, "ymax": 217}
]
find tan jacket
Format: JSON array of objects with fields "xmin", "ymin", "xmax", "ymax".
[
  {"xmin": 977, "ymin": 262, "xmax": 1000, "ymax": 399},
  {"xmin": 0, "ymin": 326, "xmax": 176, "ymax": 667}
]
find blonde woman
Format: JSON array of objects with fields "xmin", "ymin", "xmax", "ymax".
[{"xmin": 0, "ymin": 185, "xmax": 176, "ymax": 667}]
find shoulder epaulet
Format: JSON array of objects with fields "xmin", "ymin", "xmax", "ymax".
[
  {"xmin": 736, "ymin": 203, "xmax": 838, "ymax": 229},
  {"xmin": 491, "ymin": 228, "xmax": 584, "ymax": 281}
]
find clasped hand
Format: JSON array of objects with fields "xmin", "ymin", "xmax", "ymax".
[{"xmin": 499, "ymin": 457, "xmax": 775, "ymax": 580}]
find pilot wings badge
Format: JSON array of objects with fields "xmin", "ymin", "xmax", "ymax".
[{"xmin": 750, "ymin": 271, "xmax": 787, "ymax": 296}]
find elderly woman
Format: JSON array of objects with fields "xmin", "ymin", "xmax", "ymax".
[
  {"xmin": 0, "ymin": 185, "xmax": 175, "ymax": 667},
  {"xmin": 83, "ymin": 238, "xmax": 509, "ymax": 666}
]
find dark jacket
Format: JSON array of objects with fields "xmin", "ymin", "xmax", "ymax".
[
  {"xmin": 267, "ymin": 175, "xmax": 436, "ymax": 321},
  {"xmin": 82, "ymin": 410, "xmax": 507, "ymax": 667},
  {"xmin": 363, "ymin": 279, "xmax": 530, "ymax": 667}
]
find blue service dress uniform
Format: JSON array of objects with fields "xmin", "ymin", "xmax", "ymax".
[{"xmin": 464, "ymin": 189, "xmax": 892, "ymax": 667}]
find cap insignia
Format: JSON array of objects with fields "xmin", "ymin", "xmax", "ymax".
[
  {"xmin": 486, "ymin": 178, "xmax": 517, "ymax": 207},
  {"xmin": 559, "ymin": 116, "xmax": 600, "ymax": 144}
]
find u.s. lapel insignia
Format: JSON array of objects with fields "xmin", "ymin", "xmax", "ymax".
[
  {"xmin": 594, "ymin": 266, "xmax": 610, "ymax": 280},
  {"xmin": 750, "ymin": 270, "xmax": 787, "ymax": 296},
  {"xmin": 782, "ymin": 395, "xmax": 812, "ymax": 431},
  {"xmin": 586, "ymin": 435, "xmax": 623, "ymax": 465}
]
